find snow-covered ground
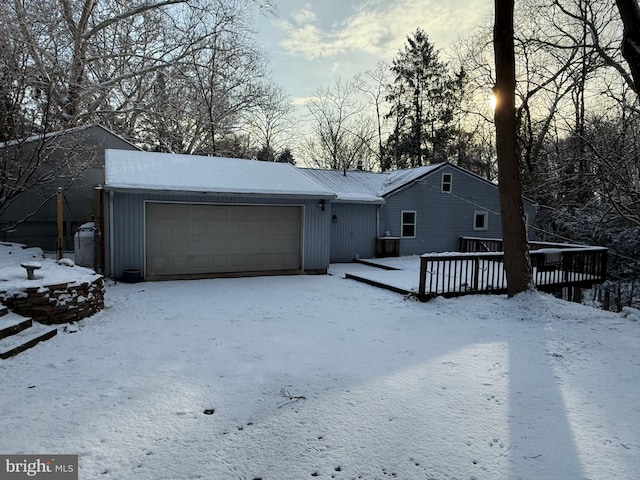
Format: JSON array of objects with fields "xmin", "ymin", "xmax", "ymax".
[{"xmin": 1, "ymin": 262, "xmax": 639, "ymax": 479}]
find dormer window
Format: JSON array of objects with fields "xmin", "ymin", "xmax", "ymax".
[{"xmin": 441, "ymin": 173, "xmax": 452, "ymax": 193}]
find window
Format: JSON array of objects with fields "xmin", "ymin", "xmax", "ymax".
[
  {"xmin": 401, "ymin": 211, "xmax": 416, "ymax": 238},
  {"xmin": 474, "ymin": 211, "xmax": 488, "ymax": 231},
  {"xmin": 441, "ymin": 173, "xmax": 452, "ymax": 193}
]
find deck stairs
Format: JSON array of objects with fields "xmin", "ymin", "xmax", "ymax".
[{"xmin": 0, "ymin": 304, "xmax": 57, "ymax": 359}]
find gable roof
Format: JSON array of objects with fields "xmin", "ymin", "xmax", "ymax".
[
  {"xmin": 379, "ymin": 163, "xmax": 445, "ymax": 196},
  {"xmin": 0, "ymin": 124, "xmax": 139, "ymax": 150},
  {"xmin": 300, "ymin": 163, "xmax": 445, "ymax": 203},
  {"xmin": 104, "ymin": 149, "xmax": 335, "ymax": 198}
]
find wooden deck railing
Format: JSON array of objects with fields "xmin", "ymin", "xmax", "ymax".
[
  {"xmin": 459, "ymin": 236, "xmax": 589, "ymax": 253},
  {"xmin": 418, "ymin": 239, "xmax": 608, "ymax": 301}
]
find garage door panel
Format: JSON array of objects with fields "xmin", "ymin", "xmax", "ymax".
[
  {"xmin": 146, "ymin": 203, "xmax": 302, "ymax": 276},
  {"xmin": 189, "ymin": 254, "xmax": 214, "ymax": 270}
]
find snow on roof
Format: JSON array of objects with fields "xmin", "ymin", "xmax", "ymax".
[
  {"xmin": 380, "ymin": 163, "xmax": 444, "ymax": 196},
  {"xmin": 104, "ymin": 150, "xmax": 335, "ymax": 198},
  {"xmin": 300, "ymin": 163, "xmax": 445, "ymax": 202},
  {"xmin": 299, "ymin": 169, "xmax": 388, "ymax": 203}
]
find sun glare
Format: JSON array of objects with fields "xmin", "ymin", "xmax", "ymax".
[{"xmin": 489, "ymin": 93, "xmax": 497, "ymax": 111}]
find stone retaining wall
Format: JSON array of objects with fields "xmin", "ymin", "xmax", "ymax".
[{"xmin": 0, "ymin": 277, "xmax": 105, "ymax": 324}]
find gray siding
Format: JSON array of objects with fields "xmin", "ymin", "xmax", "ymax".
[
  {"xmin": 106, "ymin": 191, "xmax": 331, "ymax": 278},
  {"xmin": 1, "ymin": 126, "xmax": 138, "ymax": 250},
  {"xmin": 329, "ymin": 203, "xmax": 378, "ymax": 262},
  {"xmin": 378, "ymin": 165, "xmax": 537, "ymax": 255}
]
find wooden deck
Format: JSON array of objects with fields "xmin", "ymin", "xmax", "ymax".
[{"xmin": 417, "ymin": 238, "xmax": 608, "ymax": 301}]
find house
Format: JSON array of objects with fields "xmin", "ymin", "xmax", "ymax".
[
  {"xmin": 101, "ymin": 149, "xmax": 537, "ymax": 280},
  {"xmin": 301, "ymin": 163, "xmax": 538, "ymax": 262},
  {"xmin": 0, "ymin": 125, "xmax": 139, "ymax": 251},
  {"xmin": 102, "ymin": 149, "xmax": 336, "ymax": 279}
]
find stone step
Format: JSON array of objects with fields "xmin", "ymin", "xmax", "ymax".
[
  {"xmin": 0, "ymin": 311, "xmax": 33, "ymax": 340},
  {"xmin": 0, "ymin": 322, "xmax": 57, "ymax": 359},
  {"xmin": 0, "ymin": 304, "xmax": 8, "ymax": 317}
]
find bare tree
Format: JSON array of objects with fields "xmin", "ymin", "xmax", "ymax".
[
  {"xmin": 113, "ymin": 0, "xmax": 268, "ymax": 156},
  {"xmin": 246, "ymin": 83, "xmax": 295, "ymax": 160},
  {"xmin": 5, "ymin": 0, "xmax": 268, "ymax": 145},
  {"xmin": 450, "ymin": 30, "xmax": 500, "ymax": 180},
  {"xmin": 494, "ymin": 0, "xmax": 534, "ymax": 296},
  {"xmin": 356, "ymin": 62, "xmax": 392, "ymax": 171},
  {"xmin": 304, "ymin": 79, "xmax": 375, "ymax": 172},
  {"xmin": 0, "ymin": 0, "xmax": 272, "ymax": 228},
  {"xmin": 0, "ymin": 125, "xmax": 98, "ymax": 233}
]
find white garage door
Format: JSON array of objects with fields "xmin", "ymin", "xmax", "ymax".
[{"xmin": 145, "ymin": 203, "xmax": 302, "ymax": 277}]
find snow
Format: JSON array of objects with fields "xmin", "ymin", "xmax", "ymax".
[
  {"xmin": 300, "ymin": 169, "xmax": 388, "ymax": 203},
  {"xmin": 1, "ymin": 262, "xmax": 638, "ymax": 479},
  {"xmin": 0, "ymin": 257, "xmax": 99, "ymax": 293},
  {"xmin": 380, "ymin": 163, "xmax": 444, "ymax": 196},
  {"xmin": 104, "ymin": 150, "xmax": 336, "ymax": 198},
  {"xmin": 0, "ymin": 242, "xmax": 45, "ymax": 270},
  {"xmin": 300, "ymin": 164, "xmax": 444, "ymax": 202}
]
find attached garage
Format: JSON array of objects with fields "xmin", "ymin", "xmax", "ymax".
[
  {"xmin": 103, "ymin": 149, "xmax": 335, "ymax": 280},
  {"xmin": 145, "ymin": 203, "xmax": 302, "ymax": 277}
]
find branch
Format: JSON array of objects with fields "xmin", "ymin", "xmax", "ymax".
[
  {"xmin": 84, "ymin": 0, "xmax": 189, "ymax": 39},
  {"xmin": 278, "ymin": 385, "xmax": 306, "ymax": 408}
]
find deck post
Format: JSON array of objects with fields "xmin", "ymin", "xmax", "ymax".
[
  {"xmin": 472, "ymin": 258, "xmax": 480, "ymax": 291},
  {"xmin": 418, "ymin": 256, "xmax": 427, "ymax": 300}
]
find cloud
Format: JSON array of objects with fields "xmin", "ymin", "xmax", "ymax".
[
  {"xmin": 291, "ymin": 4, "xmax": 317, "ymax": 26},
  {"xmin": 276, "ymin": 0, "xmax": 490, "ymax": 61}
]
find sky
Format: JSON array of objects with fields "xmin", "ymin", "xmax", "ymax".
[{"xmin": 252, "ymin": 0, "xmax": 493, "ymax": 104}]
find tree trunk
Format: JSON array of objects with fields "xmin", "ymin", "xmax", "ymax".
[
  {"xmin": 493, "ymin": 0, "xmax": 534, "ymax": 297},
  {"xmin": 616, "ymin": 0, "xmax": 640, "ymax": 93}
]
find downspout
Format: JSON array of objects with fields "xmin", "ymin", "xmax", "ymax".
[{"xmin": 109, "ymin": 189, "xmax": 115, "ymax": 277}]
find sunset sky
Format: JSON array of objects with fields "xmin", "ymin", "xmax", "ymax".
[{"xmin": 252, "ymin": 0, "xmax": 493, "ymax": 104}]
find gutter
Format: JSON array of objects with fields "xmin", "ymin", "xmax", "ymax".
[
  {"xmin": 109, "ymin": 190, "xmax": 114, "ymax": 277},
  {"xmin": 102, "ymin": 185, "xmax": 337, "ymax": 201}
]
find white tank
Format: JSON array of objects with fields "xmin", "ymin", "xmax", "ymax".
[{"xmin": 74, "ymin": 222, "xmax": 95, "ymax": 267}]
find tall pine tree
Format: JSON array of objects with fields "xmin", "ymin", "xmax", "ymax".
[{"xmin": 385, "ymin": 29, "xmax": 457, "ymax": 168}]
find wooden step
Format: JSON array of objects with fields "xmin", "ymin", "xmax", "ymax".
[
  {"xmin": 0, "ymin": 312, "xmax": 33, "ymax": 340},
  {"xmin": 0, "ymin": 323, "xmax": 57, "ymax": 359}
]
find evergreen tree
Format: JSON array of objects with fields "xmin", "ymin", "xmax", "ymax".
[
  {"xmin": 276, "ymin": 148, "xmax": 295, "ymax": 164},
  {"xmin": 255, "ymin": 145, "xmax": 276, "ymax": 162},
  {"xmin": 385, "ymin": 29, "xmax": 457, "ymax": 167}
]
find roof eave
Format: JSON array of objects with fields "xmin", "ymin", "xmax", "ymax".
[
  {"xmin": 332, "ymin": 198, "xmax": 385, "ymax": 205},
  {"xmin": 103, "ymin": 185, "xmax": 337, "ymax": 200}
]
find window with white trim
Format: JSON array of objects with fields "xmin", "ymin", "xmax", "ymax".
[
  {"xmin": 441, "ymin": 173, "xmax": 452, "ymax": 193},
  {"xmin": 401, "ymin": 211, "xmax": 416, "ymax": 238},
  {"xmin": 474, "ymin": 211, "xmax": 488, "ymax": 231}
]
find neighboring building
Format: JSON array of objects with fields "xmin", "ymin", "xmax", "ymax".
[
  {"xmin": 301, "ymin": 163, "xmax": 538, "ymax": 262},
  {"xmin": 0, "ymin": 125, "xmax": 139, "ymax": 251},
  {"xmin": 102, "ymin": 149, "xmax": 537, "ymax": 280}
]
